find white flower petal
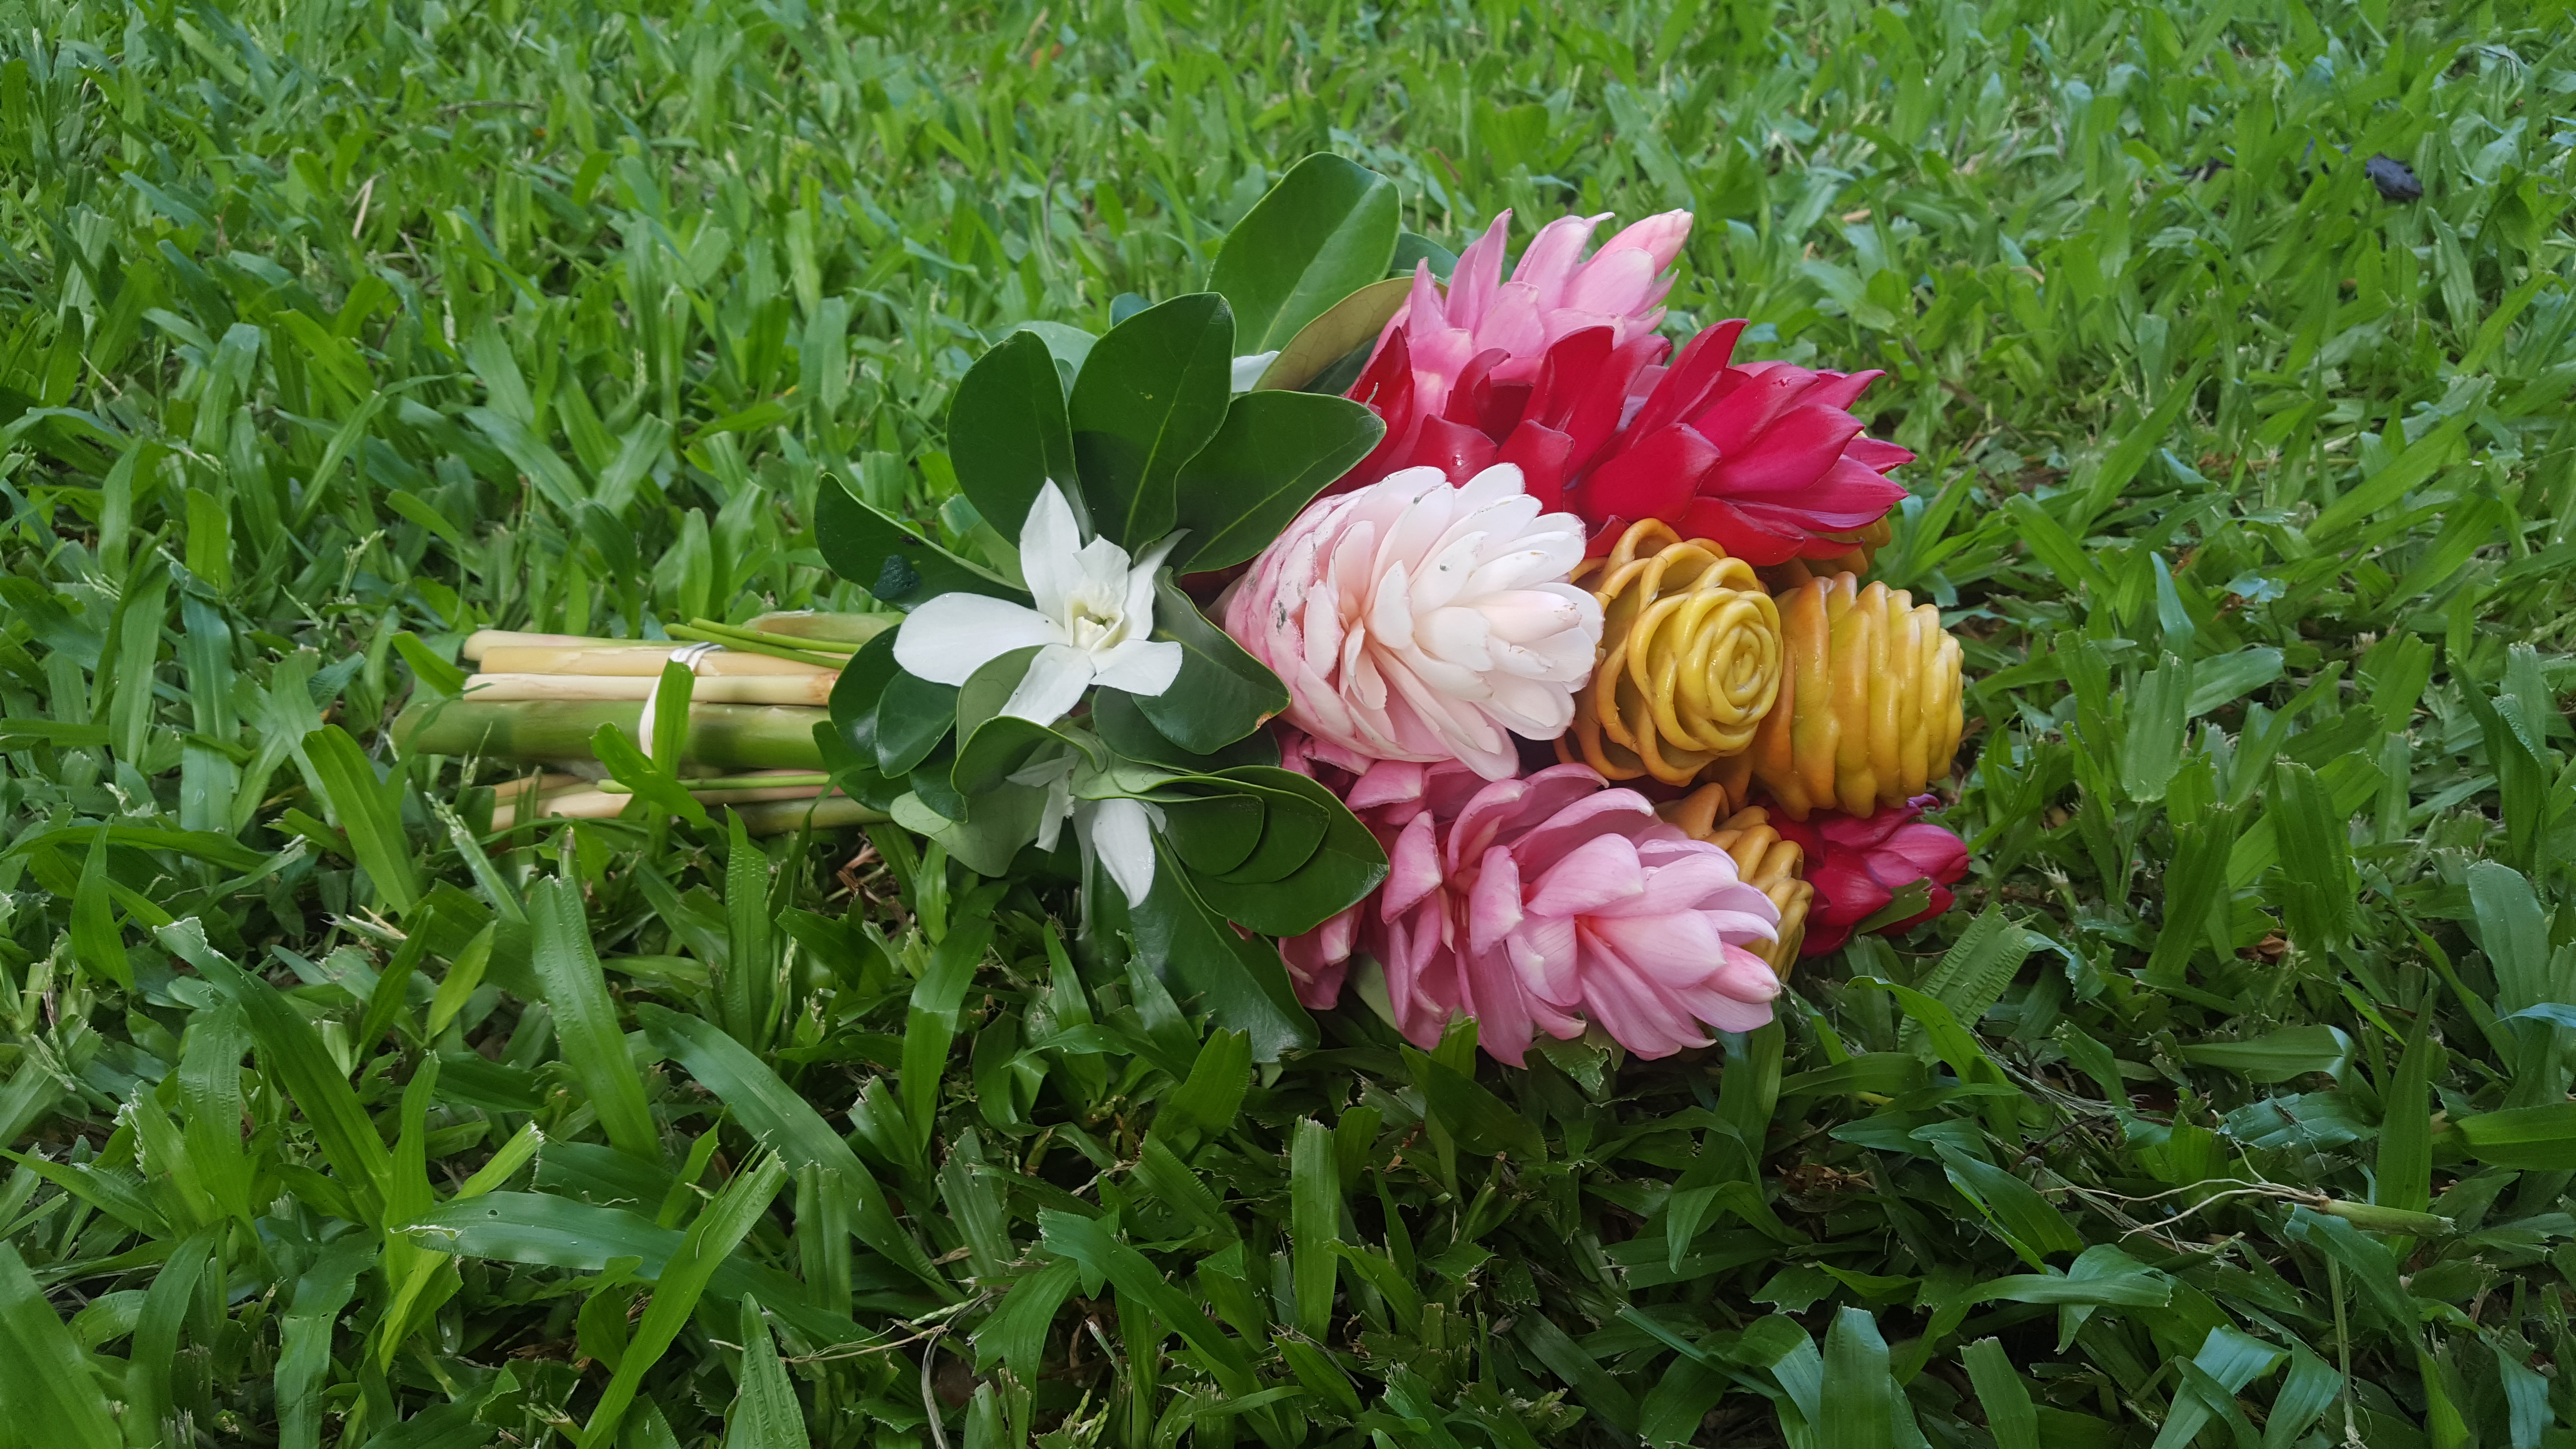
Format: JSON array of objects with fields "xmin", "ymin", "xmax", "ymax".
[
  {"xmin": 1229, "ymin": 351, "xmax": 1280, "ymax": 392},
  {"xmin": 1018, "ymin": 481, "xmax": 1085, "ymax": 623},
  {"xmin": 1089, "ymin": 638, "xmax": 1185, "ymax": 698},
  {"xmin": 1088, "ymin": 796, "xmax": 1160, "ymax": 907},
  {"xmin": 894, "ymin": 593, "xmax": 1062, "ymax": 686},
  {"xmin": 1000, "ymin": 643, "xmax": 1096, "ymax": 725}
]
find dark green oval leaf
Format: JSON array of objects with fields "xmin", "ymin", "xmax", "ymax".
[
  {"xmin": 1208, "ymin": 153, "xmax": 1401, "ymax": 355},
  {"xmin": 950, "ymin": 329, "xmax": 1083, "ymax": 542},
  {"xmin": 1069, "ymin": 293, "xmax": 1234, "ymax": 547},
  {"xmin": 1171, "ymin": 391, "xmax": 1385, "ymax": 572},
  {"xmin": 817, "ymin": 481, "xmax": 1025, "ymax": 612}
]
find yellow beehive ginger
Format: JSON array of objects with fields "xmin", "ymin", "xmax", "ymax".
[
  {"xmin": 1660, "ymin": 787, "xmax": 1811, "ymax": 975},
  {"xmin": 1561, "ymin": 520, "xmax": 1785, "ymax": 787},
  {"xmin": 1744, "ymin": 571, "xmax": 1963, "ymax": 819}
]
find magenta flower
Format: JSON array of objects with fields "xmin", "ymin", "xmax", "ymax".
[
  {"xmin": 1365, "ymin": 209, "xmax": 1691, "ymax": 422},
  {"xmin": 1772, "ymin": 794, "xmax": 1971, "ymax": 956},
  {"xmin": 1280, "ymin": 746, "xmax": 1784, "ymax": 1064}
]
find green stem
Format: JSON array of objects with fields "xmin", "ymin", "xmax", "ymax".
[
  {"xmin": 744, "ymin": 610, "xmax": 896, "ymax": 646},
  {"xmin": 393, "ymin": 699, "xmax": 826, "ymax": 770},
  {"xmin": 661, "ymin": 624, "xmax": 849, "ymax": 670},
  {"xmin": 596, "ymin": 773, "xmax": 833, "ymax": 794}
]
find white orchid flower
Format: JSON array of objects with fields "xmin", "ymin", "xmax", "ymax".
[
  {"xmin": 1011, "ymin": 750, "xmax": 1163, "ymax": 909},
  {"xmin": 893, "ymin": 481, "xmax": 1185, "ymax": 726}
]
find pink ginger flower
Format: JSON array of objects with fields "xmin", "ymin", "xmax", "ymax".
[
  {"xmin": 1368, "ymin": 209, "xmax": 1691, "ymax": 420},
  {"xmin": 1341, "ymin": 210, "xmax": 1689, "ymax": 491},
  {"xmin": 1772, "ymin": 794, "xmax": 1970, "ymax": 956},
  {"xmin": 1279, "ymin": 743, "xmax": 1784, "ymax": 1064},
  {"xmin": 1223, "ymin": 463, "xmax": 1601, "ymax": 781}
]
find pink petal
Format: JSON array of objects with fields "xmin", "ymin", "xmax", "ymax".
[{"xmin": 1524, "ymin": 833, "xmax": 1646, "ymax": 918}]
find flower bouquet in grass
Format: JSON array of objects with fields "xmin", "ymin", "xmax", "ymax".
[{"xmin": 406, "ymin": 152, "xmax": 1980, "ymax": 1068}]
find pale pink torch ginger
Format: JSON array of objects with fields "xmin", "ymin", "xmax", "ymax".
[{"xmin": 1223, "ymin": 463, "xmax": 1602, "ymax": 781}]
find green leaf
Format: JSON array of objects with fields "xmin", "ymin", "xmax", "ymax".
[
  {"xmin": 276, "ymin": 1237, "xmax": 374, "ymax": 1449},
  {"xmin": 817, "ymin": 481, "xmax": 1025, "ymax": 612},
  {"xmin": 2120, "ymin": 654, "xmax": 2190, "ymax": 802},
  {"xmin": 1970, "ymin": 1246, "xmax": 2172, "ymax": 1307},
  {"xmin": 1403, "ymin": 1046, "xmax": 1546, "ymax": 1161},
  {"xmin": 162, "ymin": 919, "xmax": 392, "ymax": 1223},
  {"xmin": 68, "ymin": 825, "xmax": 128, "ymax": 988},
  {"xmin": 2262, "ymin": 1346, "xmax": 2346, "ymax": 1449},
  {"xmin": 305, "ymin": 724, "xmax": 423, "ymax": 914},
  {"xmin": 1093, "ymin": 688, "xmax": 1280, "ymax": 773},
  {"xmin": 2077, "ymin": 373, "xmax": 2200, "ymax": 526},
  {"xmin": 393, "ymin": 630, "xmax": 467, "ymax": 696},
  {"xmin": 592, "ymin": 720, "xmax": 713, "ymax": 829},
  {"xmin": 1135, "ymin": 576, "xmax": 1289, "ymax": 752},
  {"xmin": 1190, "ymin": 771, "xmax": 1386, "ymax": 935},
  {"xmin": 1109, "ymin": 842, "xmax": 1316, "ymax": 1062},
  {"xmin": 1208, "ymin": 154, "xmax": 1400, "ymax": 355},
  {"xmin": 2143, "ymin": 801, "xmax": 2240, "ymax": 983},
  {"xmin": 530, "ymin": 877, "xmax": 661, "ymax": 1161},
  {"xmin": 1169, "ymin": 391, "xmax": 1384, "ymax": 572},
  {"xmin": 1151, "ymin": 1028, "xmax": 1252, "ymax": 1145},
  {"xmin": 0, "ymin": 1242, "xmax": 121, "ymax": 1449},
  {"xmin": 1937, "ymin": 1145, "xmax": 2084, "ymax": 1267},
  {"xmin": 904, "ymin": 913, "xmax": 992, "ymax": 1155},
  {"xmin": 2306, "ymin": 410, "xmax": 2472, "ymax": 542},
  {"xmin": 2456, "ymin": 1103, "xmax": 2576, "ymax": 1170},
  {"xmin": 1068, "ymin": 292, "xmax": 1234, "ymax": 547},
  {"xmin": 636, "ymin": 1004, "xmax": 955, "ymax": 1299},
  {"xmin": 1964, "ymin": 1339, "xmax": 2041, "ymax": 1449},
  {"xmin": 950, "ymin": 329, "xmax": 1083, "ymax": 542},
  {"xmin": 875, "ymin": 669, "xmax": 962, "ymax": 777},
  {"xmin": 1159, "ymin": 794, "xmax": 1266, "ymax": 877},
  {"xmin": 1515, "ymin": 1309, "xmax": 1640, "ymax": 1435},
  {"xmin": 2184, "ymin": 647, "xmax": 2283, "ymax": 716},
  {"xmin": 1289, "ymin": 1117, "xmax": 1341, "ymax": 1338},
  {"xmin": 129, "ymin": 1226, "xmax": 219, "ymax": 1433},
  {"xmin": 973, "ymin": 1259, "xmax": 1081, "ymax": 1379},
  {"xmin": 2176, "ymin": 1024, "xmax": 2353, "ymax": 1083},
  {"xmin": 1254, "ymin": 274, "xmax": 1414, "ymax": 394},
  {"xmin": 2269, "ymin": 760, "xmax": 2353, "ymax": 955},
  {"xmin": 1036, "ymin": 1208, "xmax": 1257, "ymax": 1386},
  {"xmin": 724, "ymin": 1298, "xmax": 808, "ymax": 1449},
  {"xmin": 2227, "ymin": 752, "xmax": 2381, "ymax": 886},
  {"xmin": 951, "ymin": 645, "xmax": 1070, "ymax": 797},
  {"xmin": 1900, "ymin": 907, "xmax": 2029, "ymax": 1055},
  {"xmin": 2467, "ymin": 861, "xmax": 2553, "ymax": 1014},
  {"xmin": 2286, "ymin": 1207, "xmax": 2413, "ymax": 1332},
  {"xmin": 1203, "ymin": 776, "xmax": 1330, "ymax": 886},
  {"xmin": 578, "ymin": 1154, "xmax": 789, "ymax": 1449},
  {"xmin": 1820, "ymin": 1307, "xmax": 1899, "ymax": 1449}
]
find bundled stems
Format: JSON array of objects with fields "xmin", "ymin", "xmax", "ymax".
[{"xmin": 394, "ymin": 699, "xmax": 828, "ymax": 771}]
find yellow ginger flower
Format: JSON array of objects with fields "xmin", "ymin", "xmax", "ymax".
[
  {"xmin": 1560, "ymin": 520, "xmax": 1785, "ymax": 787},
  {"xmin": 1740, "ymin": 571, "xmax": 1963, "ymax": 820},
  {"xmin": 1660, "ymin": 786, "xmax": 1811, "ymax": 975}
]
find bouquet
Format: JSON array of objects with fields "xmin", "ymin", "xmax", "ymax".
[{"xmin": 401, "ymin": 155, "xmax": 1975, "ymax": 1068}]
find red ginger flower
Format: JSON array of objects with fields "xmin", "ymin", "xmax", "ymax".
[
  {"xmin": 1770, "ymin": 794, "xmax": 1970, "ymax": 956},
  {"xmin": 1344, "ymin": 317, "xmax": 1915, "ymax": 566}
]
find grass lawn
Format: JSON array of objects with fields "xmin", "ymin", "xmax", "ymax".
[{"xmin": 2, "ymin": 0, "xmax": 2573, "ymax": 1445}]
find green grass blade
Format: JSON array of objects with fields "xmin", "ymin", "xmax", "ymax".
[{"xmin": 529, "ymin": 877, "xmax": 660, "ymax": 1162}]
